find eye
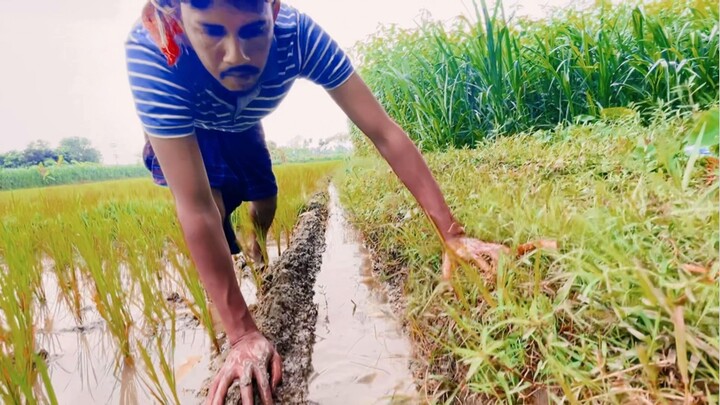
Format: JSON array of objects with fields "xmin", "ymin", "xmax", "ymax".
[
  {"xmin": 202, "ymin": 24, "xmax": 226, "ymax": 38},
  {"xmin": 238, "ymin": 23, "xmax": 266, "ymax": 39}
]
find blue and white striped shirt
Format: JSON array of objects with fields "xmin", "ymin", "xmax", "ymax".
[{"xmin": 125, "ymin": 4, "xmax": 355, "ymax": 138}]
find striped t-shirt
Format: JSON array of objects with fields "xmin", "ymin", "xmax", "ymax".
[{"xmin": 125, "ymin": 3, "xmax": 355, "ymax": 138}]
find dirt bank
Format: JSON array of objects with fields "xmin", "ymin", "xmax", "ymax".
[
  {"xmin": 198, "ymin": 192, "xmax": 329, "ymax": 404},
  {"xmin": 353, "ymin": 239, "xmax": 487, "ymax": 403}
]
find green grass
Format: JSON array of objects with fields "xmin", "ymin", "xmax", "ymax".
[
  {"xmin": 0, "ymin": 161, "xmax": 339, "ymax": 403},
  {"xmin": 351, "ymin": 0, "xmax": 718, "ymax": 152},
  {"xmin": 0, "ymin": 164, "xmax": 148, "ymax": 190},
  {"xmin": 336, "ymin": 113, "xmax": 719, "ymax": 404}
]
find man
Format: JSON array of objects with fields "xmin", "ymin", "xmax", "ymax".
[{"xmin": 125, "ymin": 0, "xmax": 515, "ymax": 403}]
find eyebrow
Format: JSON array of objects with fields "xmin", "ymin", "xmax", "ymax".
[
  {"xmin": 238, "ymin": 20, "xmax": 267, "ymax": 37},
  {"xmin": 200, "ymin": 22, "xmax": 225, "ymax": 32}
]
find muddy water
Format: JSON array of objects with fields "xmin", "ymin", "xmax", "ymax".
[
  {"xmin": 36, "ymin": 190, "xmax": 417, "ymax": 404},
  {"xmin": 38, "ymin": 256, "xmax": 269, "ymax": 404},
  {"xmin": 308, "ymin": 186, "xmax": 417, "ymax": 404}
]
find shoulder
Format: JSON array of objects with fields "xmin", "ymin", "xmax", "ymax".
[
  {"xmin": 125, "ymin": 20, "xmax": 163, "ymax": 58},
  {"xmin": 125, "ymin": 19, "xmax": 199, "ymax": 89},
  {"xmin": 275, "ymin": 3, "xmax": 301, "ymax": 27},
  {"xmin": 125, "ymin": 20, "xmax": 180, "ymax": 73},
  {"xmin": 273, "ymin": 3, "xmax": 327, "ymax": 39}
]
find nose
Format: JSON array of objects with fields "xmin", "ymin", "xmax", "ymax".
[{"xmin": 222, "ymin": 36, "xmax": 250, "ymax": 66}]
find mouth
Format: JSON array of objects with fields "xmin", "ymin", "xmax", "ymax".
[
  {"xmin": 224, "ymin": 72, "xmax": 257, "ymax": 80},
  {"xmin": 220, "ymin": 68, "xmax": 260, "ymax": 81}
]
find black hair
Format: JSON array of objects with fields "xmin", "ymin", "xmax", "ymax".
[{"xmin": 181, "ymin": 0, "xmax": 270, "ymax": 10}]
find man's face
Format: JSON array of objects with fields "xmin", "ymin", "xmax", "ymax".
[{"xmin": 180, "ymin": 1, "xmax": 273, "ymax": 93}]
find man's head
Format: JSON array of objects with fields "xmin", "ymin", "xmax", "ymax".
[{"xmin": 152, "ymin": 0, "xmax": 279, "ymax": 93}]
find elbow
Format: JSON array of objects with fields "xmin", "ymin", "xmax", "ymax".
[
  {"xmin": 173, "ymin": 188, "xmax": 218, "ymax": 220},
  {"xmin": 375, "ymin": 123, "xmax": 417, "ymax": 158},
  {"xmin": 368, "ymin": 119, "xmax": 403, "ymax": 154},
  {"xmin": 175, "ymin": 199, "xmax": 220, "ymax": 238}
]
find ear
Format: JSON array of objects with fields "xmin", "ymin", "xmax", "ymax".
[{"xmin": 272, "ymin": 0, "xmax": 281, "ymax": 21}]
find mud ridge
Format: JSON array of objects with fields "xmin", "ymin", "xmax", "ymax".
[{"xmin": 198, "ymin": 191, "xmax": 329, "ymax": 404}]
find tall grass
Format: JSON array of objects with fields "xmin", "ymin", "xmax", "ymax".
[
  {"xmin": 337, "ymin": 113, "xmax": 719, "ymax": 403},
  {"xmin": 351, "ymin": 0, "xmax": 719, "ymax": 152},
  {"xmin": 0, "ymin": 161, "xmax": 339, "ymax": 402}
]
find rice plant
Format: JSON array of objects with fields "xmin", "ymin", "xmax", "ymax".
[
  {"xmin": 0, "ymin": 160, "xmax": 338, "ymax": 402},
  {"xmin": 231, "ymin": 160, "xmax": 343, "ymax": 258}
]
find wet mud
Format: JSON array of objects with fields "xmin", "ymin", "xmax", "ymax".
[
  {"xmin": 199, "ymin": 192, "xmax": 330, "ymax": 404},
  {"xmin": 199, "ymin": 186, "xmax": 419, "ymax": 405}
]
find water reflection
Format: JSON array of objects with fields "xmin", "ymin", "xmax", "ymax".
[
  {"xmin": 35, "ymin": 263, "xmax": 260, "ymax": 404},
  {"xmin": 308, "ymin": 185, "xmax": 418, "ymax": 404}
]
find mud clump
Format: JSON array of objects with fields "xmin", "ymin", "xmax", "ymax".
[{"xmin": 199, "ymin": 192, "xmax": 329, "ymax": 404}]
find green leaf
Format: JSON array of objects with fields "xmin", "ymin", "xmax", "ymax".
[
  {"xmin": 601, "ymin": 107, "xmax": 638, "ymax": 120},
  {"xmin": 684, "ymin": 109, "xmax": 719, "ymax": 149}
]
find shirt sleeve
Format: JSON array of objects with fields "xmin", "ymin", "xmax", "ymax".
[
  {"xmin": 297, "ymin": 13, "xmax": 355, "ymax": 90},
  {"xmin": 125, "ymin": 30, "xmax": 195, "ymax": 138}
]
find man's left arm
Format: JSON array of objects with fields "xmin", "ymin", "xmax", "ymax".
[
  {"xmin": 327, "ymin": 73, "xmax": 464, "ymax": 242},
  {"xmin": 328, "ymin": 73, "xmax": 543, "ymax": 281},
  {"xmin": 295, "ymin": 10, "xmax": 460, "ymax": 240}
]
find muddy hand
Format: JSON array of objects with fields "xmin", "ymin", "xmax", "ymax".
[
  {"xmin": 207, "ymin": 330, "xmax": 282, "ymax": 405},
  {"xmin": 442, "ymin": 236, "xmax": 510, "ymax": 281},
  {"xmin": 442, "ymin": 236, "xmax": 557, "ymax": 281}
]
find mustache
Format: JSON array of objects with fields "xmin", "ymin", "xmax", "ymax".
[{"xmin": 220, "ymin": 65, "xmax": 260, "ymax": 79}]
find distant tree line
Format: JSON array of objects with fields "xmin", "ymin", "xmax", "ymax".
[
  {"xmin": 0, "ymin": 137, "xmax": 102, "ymax": 168},
  {"xmin": 267, "ymin": 133, "xmax": 352, "ymax": 165}
]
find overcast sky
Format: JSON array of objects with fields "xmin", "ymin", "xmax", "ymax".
[{"xmin": 0, "ymin": 0, "xmax": 591, "ymax": 164}]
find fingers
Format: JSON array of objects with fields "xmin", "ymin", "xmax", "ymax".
[
  {"xmin": 253, "ymin": 363, "xmax": 274, "ymax": 405},
  {"xmin": 472, "ymin": 242, "xmax": 512, "ymax": 267},
  {"xmin": 206, "ymin": 374, "xmax": 221, "ymax": 405},
  {"xmin": 211, "ymin": 373, "xmax": 235, "ymax": 405},
  {"xmin": 441, "ymin": 251, "xmax": 454, "ymax": 281},
  {"xmin": 240, "ymin": 382, "xmax": 254, "ymax": 405},
  {"xmin": 462, "ymin": 241, "xmax": 497, "ymax": 274},
  {"xmin": 446, "ymin": 238, "xmax": 509, "ymax": 279},
  {"xmin": 444, "ymin": 237, "xmax": 557, "ymax": 282},
  {"xmin": 468, "ymin": 253, "xmax": 494, "ymax": 275},
  {"xmin": 519, "ymin": 239, "xmax": 558, "ymax": 257},
  {"xmin": 473, "ymin": 241, "xmax": 510, "ymax": 259},
  {"xmin": 516, "ymin": 242, "xmax": 537, "ymax": 257},
  {"xmin": 239, "ymin": 361, "xmax": 254, "ymax": 405},
  {"xmin": 270, "ymin": 350, "xmax": 283, "ymax": 391}
]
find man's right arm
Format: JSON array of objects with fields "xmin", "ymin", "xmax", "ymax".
[
  {"xmin": 147, "ymin": 133, "xmax": 258, "ymax": 344},
  {"xmin": 126, "ymin": 26, "xmax": 256, "ymax": 342},
  {"xmin": 126, "ymin": 25, "xmax": 280, "ymax": 403}
]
